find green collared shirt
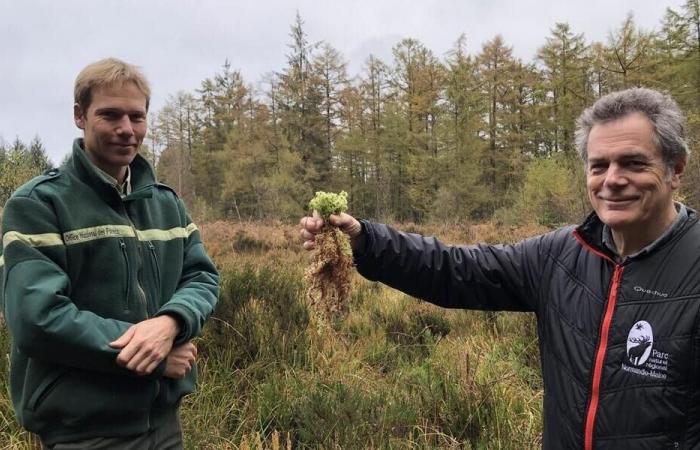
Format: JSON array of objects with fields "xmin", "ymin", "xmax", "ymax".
[{"xmin": 95, "ymin": 165, "xmax": 132, "ymax": 197}]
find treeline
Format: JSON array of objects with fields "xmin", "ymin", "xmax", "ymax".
[
  {"xmin": 150, "ymin": 3, "xmax": 700, "ymax": 224},
  {"xmin": 6, "ymin": 2, "xmax": 700, "ymax": 225},
  {"xmin": 0, "ymin": 136, "xmax": 52, "ymax": 206}
]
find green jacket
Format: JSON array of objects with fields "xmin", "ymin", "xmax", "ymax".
[{"xmin": 0, "ymin": 139, "xmax": 219, "ymax": 445}]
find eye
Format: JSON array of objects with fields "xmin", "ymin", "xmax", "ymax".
[
  {"xmin": 102, "ymin": 111, "xmax": 121, "ymax": 120},
  {"xmin": 588, "ymin": 163, "xmax": 606, "ymax": 175},
  {"xmin": 626, "ymin": 160, "xmax": 647, "ymax": 170}
]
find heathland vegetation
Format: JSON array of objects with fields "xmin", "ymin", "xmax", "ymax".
[
  {"xmin": 3, "ymin": 1, "xmax": 700, "ymax": 448},
  {"xmin": 1, "ymin": 221, "xmax": 548, "ymax": 449}
]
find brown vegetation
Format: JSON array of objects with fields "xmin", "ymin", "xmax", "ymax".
[
  {"xmin": 1, "ymin": 219, "xmax": 547, "ymax": 449},
  {"xmin": 304, "ymin": 226, "xmax": 353, "ymax": 324}
]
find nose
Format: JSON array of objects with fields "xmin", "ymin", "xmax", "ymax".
[
  {"xmin": 115, "ymin": 115, "xmax": 134, "ymax": 137},
  {"xmin": 603, "ymin": 164, "xmax": 628, "ymax": 188}
]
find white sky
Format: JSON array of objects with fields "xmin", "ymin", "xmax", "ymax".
[{"xmin": 0, "ymin": 0, "xmax": 684, "ymax": 164}]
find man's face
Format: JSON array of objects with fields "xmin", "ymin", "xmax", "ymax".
[
  {"xmin": 74, "ymin": 82, "xmax": 147, "ymax": 178},
  {"xmin": 586, "ymin": 112, "xmax": 684, "ymax": 233}
]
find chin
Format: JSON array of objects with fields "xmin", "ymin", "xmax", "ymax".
[
  {"xmin": 110, "ymin": 153, "xmax": 137, "ymax": 166},
  {"xmin": 598, "ymin": 212, "xmax": 640, "ymax": 230}
]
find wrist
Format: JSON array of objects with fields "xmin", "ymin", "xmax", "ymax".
[
  {"xmin": 157, "ymin": 314, "xmax": 180, "ymax": 338},
  {"xmin": 350, "ymin": 233, "xmax": 366, "ymax": 252},
  {"xmin": 349, "ymin": 220, "xmax": 366, "ymax": 253}
]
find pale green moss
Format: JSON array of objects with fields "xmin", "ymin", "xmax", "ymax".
[{"xmin": 308, "ymin": 191, "xmax": 348, "ymax": 219}]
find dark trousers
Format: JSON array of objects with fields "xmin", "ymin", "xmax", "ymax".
[{"xmin": 42, "ymin": 411, "xmax": 183, "ymax": 450}]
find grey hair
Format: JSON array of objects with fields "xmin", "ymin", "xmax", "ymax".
[{"xmin": 575, "ymin": 87, "xmax": 689, "ymax": 169}]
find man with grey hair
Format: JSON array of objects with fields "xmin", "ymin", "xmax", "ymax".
[{"xmin": 300, "ymin": 87, "xmax": 699, "ymax": 449}]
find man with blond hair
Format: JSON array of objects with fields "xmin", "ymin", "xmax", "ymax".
[
  {"xmin": 0, "ymin": 58, "xmax": 219, "ymax": 449},
  {"xmin": 301, "ymin": 87, "xmax": 700, "ymax": 449}
]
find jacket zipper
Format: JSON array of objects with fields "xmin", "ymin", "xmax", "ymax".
[
  {"xmin": 119, "ymin": 240, "xmax": 131, "ymax": 311},
  {"xmin": 584, "ymin": 264, "xmax": 623, "ymax": 450},
  {"xmin": 118, "ymin": 187, "xmax": 160, "ymax": 405},
  {"xmin": 121, "ymin": 202, "xmax": 149, "ymax": 317},
  {"xmin": 573, "ymin": 230, "xmax": 625, "ymax": 450},
  {"xmin": 134, "ymin": 238, "xmax": 148, "ymax": 316},
  {"xmin": 148, "ymin": 242, "xmax": 162, "ymax": 304}
]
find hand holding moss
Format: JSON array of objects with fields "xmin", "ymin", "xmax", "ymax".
[
  {"xmin": 303, "ymin": 191, "xmax": 355, "ymax": 324},
  {"xmin": 300, "ymin": 192, "xmax": 362, "ymax": 251}
]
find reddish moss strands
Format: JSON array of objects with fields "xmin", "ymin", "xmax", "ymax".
[{"xmin": 305, "ymin": 191, "xmax": 353, "ymax": 324}]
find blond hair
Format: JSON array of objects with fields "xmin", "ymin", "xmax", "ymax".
[{"xmin": 74, "ymin": 58, "xmax": 151, "ymax": 111}]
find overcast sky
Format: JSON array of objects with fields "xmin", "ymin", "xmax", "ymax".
[{"xmin": 0, "ymin": 0, "xmax": 684, "ymax": 164}]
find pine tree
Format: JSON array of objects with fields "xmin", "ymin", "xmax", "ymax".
[
  {"xmin": 388, "ymin": 38, "xmax": 444, "ymax": 221},
  {"xmin": 476, "ymin": 35, "xmax": 523, "ymax": 214},
  {"xmin": 276, "ymin": 12, "xmax": 327, "ymax": 191},
  {"xmin": 436, "ymin": 34, "xmax": 489, "ymax": 220}
]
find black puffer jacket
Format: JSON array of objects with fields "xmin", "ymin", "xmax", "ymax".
[{"xmin": 355, "ymin": 210, "xmax": 700, "ymax": 449}]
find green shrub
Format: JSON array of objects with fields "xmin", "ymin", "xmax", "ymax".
[
  {"xmin": 1, "ymin": 223, "xmax": 544, "ymax": 450},
  {"xmin": 206, "ymin": 263, "xmax": 309, "ymax": 367},
  {"xmin": 231, "ymin": 230, "xmax": 271, "ymax": 253}
]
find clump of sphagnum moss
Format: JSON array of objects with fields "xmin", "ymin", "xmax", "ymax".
[{"xmin": 305, "ymin": 191, "xmax": 353, "ymax": 324}]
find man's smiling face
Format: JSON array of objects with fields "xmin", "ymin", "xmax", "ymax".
[
  {"xmin": 586, "ymin": 112, "xmax": 683, "ymax": 235},
  {"xmin": 74, "ymin": 81, "xmax": 147, "ymax": 180}
]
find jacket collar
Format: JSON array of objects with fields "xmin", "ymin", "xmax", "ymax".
[
  {"xmin": 66, "ymin": 138, "xmax": 156, "ymax": 203},
  {"xmin": 575, "ymin": 205, "xmax": 698, "ymax": 261}
]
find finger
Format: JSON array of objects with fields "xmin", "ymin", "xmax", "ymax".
[
  {"xmin": 331, "ymin": 213, "xmax": 361, "ymax": 237},
  {"xmin": 329, "ymin": 213, "xmax": 351, "ymax": 231},
  {"xmin": 128, "ymin": 350, "xmax": 152, "ymax": 373},
  {"xmin": 302, "ymin": 240, "xmax": 316, "ymax": 251},
  {"xmin": 116, "ymin": 339, "xmax": 142, "ymax": 366},
  {"xmin": 311, "ymin": 211, "xmax": 324, "ymax": 229},
  {"xmin": 328, "ymin": 213, "xmax": 343, "ymax": 227},
  {"xmin": 140, "ymin": 359, "xmax": 160, "ymax": 376},
  {"xmin": 110, "ymin": 326, "xmax": 135, "ymax": 349},
  {"xmin": 300, "ymin": 229, "xmax": 316, "ymax": 242}
]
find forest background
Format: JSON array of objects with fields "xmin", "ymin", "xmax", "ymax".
[
  {"xmin": 4, "ymin": 3, "xmax": 700, "ymax": 224},
  {"xmin": 3, "ymin": 2, "xmax": 700, "ymax": 448}
]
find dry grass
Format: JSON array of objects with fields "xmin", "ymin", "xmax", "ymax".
[{"xmin": 1, "ymin": 219, "xmax": 547, "ymax": 449}]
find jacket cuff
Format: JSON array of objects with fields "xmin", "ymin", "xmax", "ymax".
[
  {"xmin": 155, "ymin": 309, "xmax": 191, "ymax": 345},
  {"xmin": 352, "ymin": 220, "xmax": 374, "ymax": 264}
]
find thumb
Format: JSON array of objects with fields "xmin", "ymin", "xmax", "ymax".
[
  {"xmin": 328, "ymin": 212, "xmax": 346, "ymax": 227},
  {"xmin": 330, "ymin": 213, "xmax": 361, "ymax": 237},
  {"xmin": 311, "ymin": 210, "xmax": 325, "ymax": 229},
  {"xmin": 109, "ymin": 326, "xmax": 135, "ymax": 349}
]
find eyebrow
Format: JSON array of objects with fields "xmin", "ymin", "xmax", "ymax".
[
  {"xmin": 94, "ymin": 107, "xmax": 146, "ymax": 115},
  {"xmin": 588, "ymin": 152, "xmax": 652, "ymax": 164}
]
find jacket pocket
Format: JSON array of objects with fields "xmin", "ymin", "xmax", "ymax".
[
  {"xmin": 26, "ymin": 368, "xmax": 158, "ymax": 430},
  {"xmin": 26, "ymin": 368, "xmax": 67, "ymax": 412}
]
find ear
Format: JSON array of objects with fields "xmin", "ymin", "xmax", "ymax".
[
  {"xmin": 670, "ymin": 157, "xmax": 687, "ymax": 189},
  {"xmin": 74, "ymin": 103, "xmax": 86, "ymax": 130}
]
